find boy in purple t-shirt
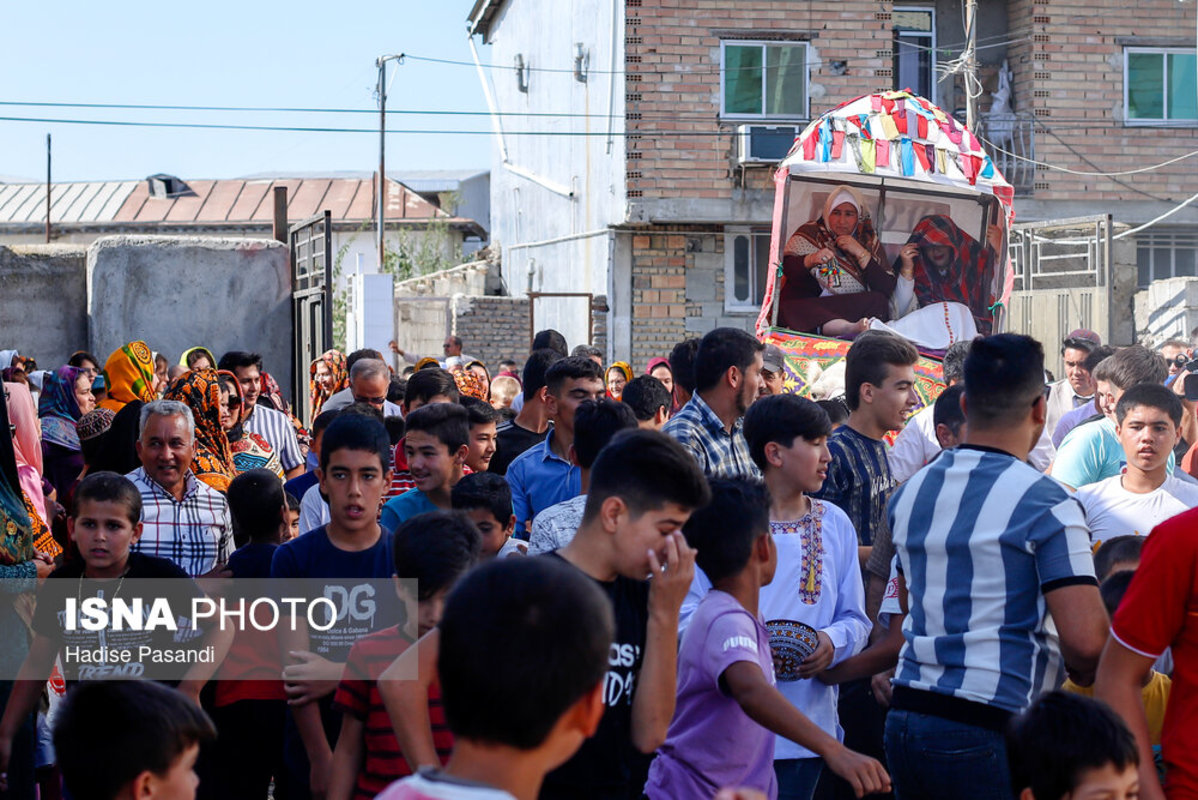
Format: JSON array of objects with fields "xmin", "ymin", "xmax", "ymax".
[{"xmin": 646, "ymin": 480, "xmax": 890, "ymax": 800}]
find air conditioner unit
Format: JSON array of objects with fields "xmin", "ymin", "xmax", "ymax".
[{"xmin": 736, "ymin": 124, "xmax": 801, "ymax": 165}]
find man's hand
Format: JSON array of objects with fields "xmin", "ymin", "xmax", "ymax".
[
  {"xmin": 870, "ymin": 668, "xmax": 895, "ymax": 707},
  {"xmin": 823, "ymin": 744, "xmax": 892, "ymax": 799},
  {"xmin": 283, "ymin": 651, "xmax": 342, "ymax": 706},
  {"xmin": 646, "ymin": 532, "xmax": 695, "ymax": 619},
  {"xmin": 797, "ymin": 631, "xmax": 835, "ymax": 678}
]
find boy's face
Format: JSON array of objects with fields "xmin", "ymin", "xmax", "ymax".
[
  {"xmin": 417, "ymin": 586, "xmax": 451, "ymax": 637},
  {"xmin": 1059, "ymin": 762, "xmax": 1139, "ymax": 800},
  {"xmin": 142, "ymin": 742, "xmax": 201, "ymax": 800},
  {"xmin": 317, "ymin": 448, "xmax": 390, "ymax": 534},
  {"xmin": 282, "ymin": 509, "xmax": 300, "ymax": 542},
  {"xmin": 466, "ymin": 421, "xmax": 498, "ymax": 473},
  {"xmin": 770, "ymin": 434, "xmax": 831, "ymax": 494},
  {"xmin": 405, "ymin": 430, "xmax": 464, "ymax": 494},
  {"xmin": 546, "ymin": 377, "xmax": 605, "ymax": 433},
  {"xmin": 463, "ymin": 507, "xmax": 515, "ymax": 557},
  {"xmin": 69, "ymin": 499, "xmax": 142, "ymax": 579},
  {"xmin": 861, "ymin": 363, "xmax": 918, "ymax": 432},
  {"xmin": 611, "ymin": 501, "xmax": 692, "ymax": 580},
  {"xmin": 1117, "ymin": 404, "xmax": 1179, "ymax": 473}
]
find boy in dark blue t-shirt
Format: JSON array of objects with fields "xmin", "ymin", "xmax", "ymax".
[{"xmin": 271, "ymin": 414, "xmax": 403, "ymax": 800}]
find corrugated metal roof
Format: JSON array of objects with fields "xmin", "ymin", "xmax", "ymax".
[{"xmin": 0, "ymin": 176, "xmax": 454, "ymax": 227}]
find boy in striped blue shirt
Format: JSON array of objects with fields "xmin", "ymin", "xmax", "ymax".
[{"xmin": 885, "ymin": 334, "xmax": 1109, "ymax": 800}]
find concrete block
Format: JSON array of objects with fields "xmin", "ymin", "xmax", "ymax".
[
  {"xmin": 0, "ymin": 244, "xmax": 88, "ymax": 368},
  {"xmin": 685, "ymin": 315, "xmax": 717, "ymax": 334},
  {"xmin": 88, "ymin": 236, "xmax": 293, "ymax": 397},
  {"xmin": 686, "ymin": 266, "xmax": 718, "ymax": 302}
]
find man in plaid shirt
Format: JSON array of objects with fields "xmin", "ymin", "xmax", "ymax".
[
  {"xmin": 663, "ymin": 327, "xmax": 765, "ymax": 481},
  {"xmin": 128, "ymin": 399, "xmax": 233, "ymax": 577}
]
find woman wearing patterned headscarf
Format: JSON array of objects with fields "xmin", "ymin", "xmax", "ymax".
[
  {"xmin": 98, "ymin": 341, "xmax": 158, "ymax": 413},
  {"xmin": 779, "ymin": 186, "xmax": 897, "ymax": 338},
  {"xmin": 453, "ymin": 368, "xmax": 489, "ymax": 402},
  {"xmin": 218, "ymin": 372, "xmax": 283, "ymax": 479},
  {"xmin": 164, "ymin": 370, "xmax": 236, "ymax": 493},
  {"xmin": 38, "ymin": 366, "xmax": 95, "ymax": 496},
  {"xmin": 894, "ymin": 214, "xmax": 1000, "ymax": 336},
  {"xmin": 605, "ymin": 361, "xmax": 633, "ymax": 401},
  {"xmin": 310, "ymin": 349, "xmax": 349, "ymax": 418}
]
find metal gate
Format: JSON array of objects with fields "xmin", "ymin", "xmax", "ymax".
[
  {"xmin": 291, "ymin": 211, "xmax": 333, "ymax": 426},
  {"xmin": 1005, "ymin": 214, "xmax": 1114, "ymax": 379}
]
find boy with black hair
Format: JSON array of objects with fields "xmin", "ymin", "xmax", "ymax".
[
  {"xmin": 380, "ymin": 404, "xmax": 470, "ymax": 532},
  {"xmin": 451, "ymin": 472, "xmax": 525, "ymax": 558},
  {"xmin": 532, "ymin": 329, "xmax": 569, "ymax": 357},
  {"xmin": 527, "ymin": 398, "xmax": 637, "ymax": 555},
  {"xmin": 1053, "ymin": 345, "xmax": 1172, "ymax": 490},
  {"xmin": 932, "ymin": 383, "xmax": 967, "ymax": 450},
  {"xmin": 888, "ymin": 334, "xmax": 1108, "ymax": 799},
  {"xmin": 381, "ymin": 429, "xmax": 711, "ymax": 800},
  {"xmin": 459, "ymin": 396, "xmax": 500, "ymax": 474},
  {"xmin": 209, "ymin": 468, "xmax": 288, "ymax": 800},
  {"xmin": 0, "ymin": 472, "xmax": 229, "ymax": 783},
  {"xmin": 1093, "ymin": 535, "xmax": 1143, "ymax": 582},
  {"xmin": 284, "ymin": 492, "xmax": 301, "ymax": 541},
  {"xmin": 378, "ymin": 556, "xmax": 613, "ymax": 800},
  {"xmin": 1008, "ymin": 691, "xmax": 1140, "ymax": 800},
  {"xmin": 1076, "ymin": 383, "xmax": 1198, "ymax": 546},
  {"xmin": 664, "ymin": 327, "xmax": 764, "ymax": 481},
  {"xmin": 49, "ymin": 681, "xmax": 216, "ymax": 800},
  {"xmin": 492, "ymin": 349, "xmax": 563, "ymax": 475},
  {"xmin": 384, "ymin": 369, "xmax": 460, "ymax": 498},
  {"xmin": 669, "ymin": 338, "xmax": 701, "ymax": 410},
  {"xmin": 330, "ymin": 511, "xmax": 482, "ymax": 800},
  {"xmin": 1065, "ymin": 571, "xmax": 1171, "ymax": 763},
  {"xmin": 650, "ymin": 479, "xmax": 888, "ymax": 800},
  {"xmin": 271, "ymin": 414, "xmax": 405, "ymax": 800},
  {"xmin": 888, "ymin": 339, "xmax": 970, "ymax": 483},
  {"xmin": 621, "ymin": 374, "xmax": 672, "ymax": 429},
  {"xmin": 506, "ymin": 356, "xmax": 605, "ymax": 536}
]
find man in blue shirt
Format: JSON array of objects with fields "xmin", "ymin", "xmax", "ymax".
[{"xmin": 506, "ymin": 356, "xmax": 604, "ymax": 537}]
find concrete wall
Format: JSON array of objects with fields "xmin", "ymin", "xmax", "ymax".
[
  {"xmin": 482, "ymin": 0, "xmax": 625, "ymax": 301},
  {"xmin": 1135, "ymin": 278, "xmax": 1198, "ymax": 346},
  {"xmin": 88, "ymin": 236, "xmax": 293, "ymax": 396},
  {"xmin": 0, "ymin": 244, "xmax": 88, "ymax": 368}
]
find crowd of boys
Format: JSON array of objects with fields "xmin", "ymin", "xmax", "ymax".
[{"xmin": 2, "ymin": 322, "xmax": 1198, "ymax": 800}]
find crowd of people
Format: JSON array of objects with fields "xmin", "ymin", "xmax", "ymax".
[{"xmin": 0, "ymin": 321, "xmax": 1196, "ymax": 800}]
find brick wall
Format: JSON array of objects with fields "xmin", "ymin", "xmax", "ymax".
[
  {"xmin": 627, "ymin": 1, "xmax": 894, "ymax": 202},
  {"xmin": 1009, "ymin": 0, "xmax": 1198, "ymax": 202},
  {"xmin": 629, "ymin": 226, "xmax": 756, "ymax": 366},
  {"xmin": 453, "ymin": 295, "xmax": 532, "ymax": 370}
]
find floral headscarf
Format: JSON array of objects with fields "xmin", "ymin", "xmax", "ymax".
[
  {"xmin": 309, "ymin": 350, "xmax": 349, "ymax": 418},
  {"xmin": 0, "ymin": 382, "xmax": 34, "ymax": 566},
  {"xmin": 100, "ymin": 341, "xmax": 157, "ymax": 412},
  {"xmin": 453, "ymin": 368, "xmax": 489, "ymax": 402},
  {"xmin": 5, "ymin": 382, "xmax": 48, "ymax": 526},
  {"xmin": 905, "ymin": 214, "xmax": 997, "ymax": 335},
  {"xmin": 39, "ymin": 366, "xmax": 86, "ymax": 452},
  {"xmin": 164, "ymin": 369, "xmax": 236, "ymax": 493},
  {"xmin": 784, "ymin": 185, "xmax": 885, "ymax": 290}
]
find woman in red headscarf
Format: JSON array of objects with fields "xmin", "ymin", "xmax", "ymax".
[{"xmin": 893, "ymin": 214, "xmax": 1001, "ymax": 335}]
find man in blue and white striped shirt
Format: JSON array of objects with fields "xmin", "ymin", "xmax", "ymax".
[{"xmin": 884, "ymin": 334, "xmax": 1109, "ymax": 800}]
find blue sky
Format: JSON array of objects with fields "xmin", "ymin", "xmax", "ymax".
[{"xmin": 0, "ymin": 1, "xmax": 493, "ymax": 182}]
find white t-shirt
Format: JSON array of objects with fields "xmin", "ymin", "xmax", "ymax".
[
  {"xmin": 377, "ymin": 770, "xmax": 515, "ymax": 800},
  {"xmin": 878, "ymin": 555, "xmax": 903, "ymax": 631},
  {"xmin": 1076, "ymin": 473, "xmax": 1198, "ymax": 545}
]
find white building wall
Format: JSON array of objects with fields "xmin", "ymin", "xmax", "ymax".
[{"xmin": 480, "ymin": 0, "xmax": 625, "ymax": 319}]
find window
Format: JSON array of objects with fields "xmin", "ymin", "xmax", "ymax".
[
  {"xmin": 1137, "ymin": 228, "xmax": 1198, "ymax": 285},
  {"xmin": 721, "ymin": 41, "xmax": 808, "ymax": 119},
  {"xmin": 725, "ymin": 229, "xmax": 772, "ymax": 310},
  {"xmin": 893, "ymin": 8, "xmax": 936, "ymax": 102},
  {"xmin": 1125, "ymin": 47, "xmax": 1198, "ymax": 124}
]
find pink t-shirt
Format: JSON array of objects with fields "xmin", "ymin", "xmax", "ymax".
[{"xmin": 645, "ymin": 590, "xmax": 778, "ymax": 799}]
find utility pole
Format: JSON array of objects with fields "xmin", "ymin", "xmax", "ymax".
[
  {"xmin": 376, "ymin": 54, "xmax": 404, "ymax": 271},
  {"xmin": 965, "ymin": 0, "xmax": 978, "ymax": 131},
  {"xmin": 45, "ymin": 134, "xmax": 51, "ymax": 244}
]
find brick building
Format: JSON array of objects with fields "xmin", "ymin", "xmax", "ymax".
[{"xmin": 468, "ymin": 0, "xmax": 1198, "ymax": 365}]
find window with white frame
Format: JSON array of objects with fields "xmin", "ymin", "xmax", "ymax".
[
  {"xmin": 1125, "ymin": 47, "xmax": 1198, "ymax": 123},
  {"xmin": 1137, "ymin": 227, "xmax": 1198, "ymax": 286},
  {"xmin": 721, "ymin": 41, "xmax": 809, "ymax": 119},
  {"xmin": 725, "ymin": 229, "xmax": 772, "ymax": 310},
  {"xmin": 893, "ymin": 8, "xmax": 936, "ymax": 102}
]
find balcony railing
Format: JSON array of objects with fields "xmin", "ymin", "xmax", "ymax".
[{"xmin": 975, "ymin": 113, "xmax": 1036, "ymax": 196}]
